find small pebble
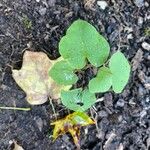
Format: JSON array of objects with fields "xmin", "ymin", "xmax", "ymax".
[
  {"xmin": 118, "ymin": 115, "xmax": 123, "ymax": 122},
  {"xmin": 97, "ymin": 1, "xmax": 108, "ymax": 10},
  {"xmin": 145, "ymin": 97, "xmax": 150, "ymax": 103},
  {"xmin": 138, "ymin": 85, "xmax": 145, "ymax": 96},
  {"xmin": 36, "ymin": 0, "xmax": 40, "ymax": 2},
  {"xmin": 39, "ymin": 7, "xmax": 47, "ymax": 16},
  {"xmin": 140, "ymin": 110, "xmax": 147, "ymax": 118},
  {"xmin": 46, "ymin": 23, "xmax": 50, "ymax": 28},
  {"xmin": 27, "ymin": 41, "xmax": 32, "ymax": 48},
  {"xmin": 48, "ymin": 0, "xmax": 56, "ymax": 7},
  {"xmin": 142, "ymin": 42, "xmax": 150, "ymax": 51},
  {"xmin": 127, "ymin": 33, "xmax": 133, "ymax": 39},
  {"xmin": 138, "ymin": 17, "xmax": 143, "ymax": 25},
  {"xmin": 134, "ymin": 0, "xmax": 144, "ymax": 7},
  {"xmin": 116, "ymin": 99, "xmax": 125, "ymax": 107},
  {"xmin": 35, "ymin": 117, "xmax": 43, "ymax": 132},
  {"xmin": 145, "ymin": 2, "xmax": 149, "ymax": 7},
  {"xmin": 98, "ymin": 110, "xmax": 108, "ymax": 118},
  {"xmin": 129, "ymin": 98, "xmax": 136, "ymax": 106}
]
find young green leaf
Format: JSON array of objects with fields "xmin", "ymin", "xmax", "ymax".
[
  {"xmin": 109, "ymin": 51, "xmax": 131, "ymax": 93},
  {"xmin": 89, "ymin": 52, "xmax": 130, "ymax": 94},
  {"xmin": 61, "ymin": 88, "xmax": 96, "ymax": 112},
  {"xmin": 49, "ymin": 60, "xmax": 78, "ymax": 85},
  {"xmin": 89, "ymin": 67, "xmax": 112, "ymax": 93},
  {"xmin": 59, "ymin": 19, "xmax": 110, "ymax": 69}
]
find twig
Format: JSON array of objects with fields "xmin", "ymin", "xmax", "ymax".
[
  {"xmin": 0, "ymin": 107, "xmax": 31, "ymax": 111},
  {"xmin": 49, "ymin": 97, "xmax": 57, "ymax": 120},
  {"xmin": 90, "ymin": 107, "xmax": 100, "ymax": 135}
]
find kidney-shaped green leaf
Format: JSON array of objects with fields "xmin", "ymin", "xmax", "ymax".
[
  {"xmin": 49, "ymin": 60, "xmax": 78, "ymax": 85},
  {"xmin": 59, "ymin": 19, "xmax": 110, "ymax": 69},
  {"xmin": 109, "ymin": 51, "xmax": 131, "ymax": 93},
  {"xmin": 89, "ymin": 67, "xmax": 112, "ymax": 93},
  {"xmin": 61, "ymin": 88, "xmax": 96, "ymax": 112}
]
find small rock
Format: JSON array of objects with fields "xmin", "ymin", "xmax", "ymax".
[
  {"xmin": 145, "ymin": 1, "xmax": 149, "ymax": 7},
  {"xmin": 96, "ymin": 131, "xmax": 105, "ymax": 139},
  {"xmin": 146, "ymin": 137, "xmax": 150, "ymax": 148},
  {"xmin": 142, "ymin": 42, "xmax": 150, "ymax": 51},
  {"xmin": 145, "ymin": 97, "xmax": 150, "ymax": 103},
  {"xmin": 98, "ymin": 110, "xmax": 108, "ymax": 118},
  {"xmin": 97, "ymin": 1, "xmax": 108, "ymax": 10},
  {"xmin": 104, "ymin": 93, "xmax": 113, "ymax": 107},
  {"xmin": 48, "ymin": 0, "xmax": 56, "ymax": 7},
  {"xmin": 46, "ymin": 23, "xmax": 50, "ymax": 28},
  {"xmin": 129, "ymin": 98, "xmax": 136, "ymax": 105},
  {"xmin": 39, "ymin": 7, "xmax": 47, "ymax": 16},
  {"xmin": 138, "ymin": 85, "xmax": 145, "ymax": 96},
  {"xmin": 35, "ymin": 117, "xmax": 43, "ymax": 132},
  {"xmin": 127, "ymin": 33, "xmax": 133, "ymax": 39},
  {"xmin": 118, "ymin": 115, "xmax": 123, "ymax": 122},
  {"xmin": 140, "ymin": 110, "xmax": 147, "ymax": 118},
  {"xmin": 27, "ymin": 41, "xmax": 32, "ymax": 48},
  {"xmin": 144, "ymin": 83, "xmax": 150, "ymax": 90},
  {"xmin": 117, "ymin": 143, "xmax": 124, "ymax": 150},
  {"xmin": 36, "ymin": 0, "xmax": 40, "ymax": 2},
  {"xmin": 138, "ymin": 17, "xmax": 143, "ymax": 25},
  {"xmin": 116, "ymin": 99, "xmax": 125, "ymax": 107},
  {"xmin": 1, "ymin": 84, "xmax": 7, "ymax": 90},
  {"xmin": 134, "ymin": 0, "xmax": 144, "ymax": 7}
]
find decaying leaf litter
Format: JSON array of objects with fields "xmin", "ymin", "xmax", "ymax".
[
  {"xmin": 0, "ymin": 0, "xmax": 150, "ymax": 149},
  {"xmin": 12, "ymin": 50, "xmax": 70, "ymax": 105}
]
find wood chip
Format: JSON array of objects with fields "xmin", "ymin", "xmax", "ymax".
[{"xmin": 131, "ymin": 49, "xmax": 143, "ymax": 71}]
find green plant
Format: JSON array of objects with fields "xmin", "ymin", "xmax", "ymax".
[
  {"xmin": 22, "ymin": 15, "xmax": 32, "ymax": 29},
  {"xmin": 49, "ymin": 19, "xmax": 131, "ymax": 112}
]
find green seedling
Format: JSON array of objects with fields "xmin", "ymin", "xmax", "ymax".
[
  {"xmin": 49, "ymin": 19, "xmax": 131, "ymax": 112},
  {"xmin": 22, "ymin": 15, "xmax": 32, "ymax": 29},
  {"xmin": 144, "ymin": 27, "xmax": 150, "ymax": 36}
]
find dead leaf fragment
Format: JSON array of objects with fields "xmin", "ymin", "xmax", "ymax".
[
  {"xmin": 84, "ymin": 0, "xmax": 96, "ymax": 10},
  {"xmin": 13, "ymin": 141, "xmax": 24, "ymax": 150},
  {"xmin": 12, "ymin": 50, "xmax": 70, "ymax": 105},
  {"xmin": 51, "ymin": 112, "xmax": 95, "ymax": 149}
]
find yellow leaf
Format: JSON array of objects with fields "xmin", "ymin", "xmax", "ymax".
[
  {"xmin": 12, "ymin": 50, "xmax": 70, "ymax": 105},
  {"xmin": 51, "ymin": 112, "xmax": 95, "ymax": 149}
]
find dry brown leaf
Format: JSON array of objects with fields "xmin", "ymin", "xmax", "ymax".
[
  {"xmin": 84, "ymin": 0, "xmax": 96, "ymax": 10},
  {"xmin": 12, "ymin": 50, "xmax": 70, "ymax": 105},
  {"xmin": 13, "ymin": 141, "xmax": 24, "ymax": 150}
]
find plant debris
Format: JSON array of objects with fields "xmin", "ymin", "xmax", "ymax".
[
  {"xmin": 12, "ymin": 50, "xmax": 70, "ymax": 105},
  {"xmin": 51, "ymin": 112, "xmax": 95, "ymax": 149}
]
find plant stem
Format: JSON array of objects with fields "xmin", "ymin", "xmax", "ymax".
[
  {"xmin": 0, "ymin": 107, "xmax": 31, "ymax": 111},
  {"xmin": 49, "ymin": 97, "xmax": 57, "ymax": 120}
]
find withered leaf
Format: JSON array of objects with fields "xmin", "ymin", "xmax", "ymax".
[
  {"xmin": 51, "ymin": 112, "xmax": 95, "ymax": 149},
  {"xmin": 12, "ymin": 50, "xmax": 70, "ymax": 105},
  {"xmin": 13, "ymin": 141, "xmax": 24, "ymax": 150}
]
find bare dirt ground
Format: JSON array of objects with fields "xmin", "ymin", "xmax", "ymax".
[{"xmin": 0, "ymin": 0, "xmax": 150, "ymax": 150}]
